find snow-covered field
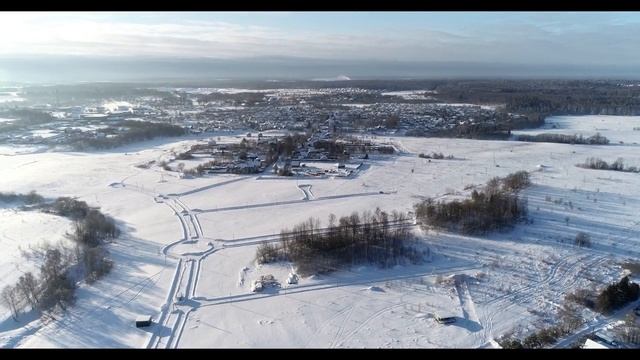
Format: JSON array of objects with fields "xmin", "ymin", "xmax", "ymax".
[
  {"xmin": 0, "ymin": 115, "xmax": 639, "ymax": 348},
  {"xmin": 433, "ymin": 103, "xmax": 499, "ymax": 110},
  {"xmin": 0, "ymin": 92, "xmax": 26, "ymax": 103},
  {"xmin": 0, "ymin": 210, "xmax": 73, "ymax": 293},
  {"xmin": 30, "ymin": 130, "xmax": 58, "ymax": 139},
  {"xmin": 512, "ymin": 115, "xmax": 640, "ymax": 145},
  {"xmin": 382, "ymin": 90, "xmax": 437, "ymax": 100}
]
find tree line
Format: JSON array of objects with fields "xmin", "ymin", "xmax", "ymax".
[
  {"xmin": 498, "ymin": 302, "xmax": 584, "ymax": 349},
  {"xmin": 1, "ymin": 193, "xmax": 118, "ymax": 321},
  {"xmin": 0, "ymin": 109, "xmax": 56, "ymax": 134},
  {"xmin": 503, "ymin": 276, "xmax": 640, "ymax": 348},
  {"xmin": 0, "ymin": 190, "xmax": 44, "ymax": 205},
  {"xmin": 418, "ymin": 152, "xmax": 454, "ymax": 160},
  {"xmin": 596, "ymin": 276, "xmax": 639, "ymax": 314},
  {"xmin": 577, "ymin": 157, "xmax": 639, "ymax": 173},
  {"xmin": 435, "ymin": 80, "xmax": 640, "ymax": 117},
  {"xmin": 256, "ymin": 209, "xmax": 424, "ymax": 276},
  {"xmin": 516, "ymin": 133, "xmax": 610, "ymax": 145},
  {"xmin": 566, "ymin": 276, "xmax": 640, "ymax": 316},
  {"xmin": 414, "ymin": 171, "xmax": 530, "ymax": 235},
  {"xmin": 428, "ymin": 112, "xmax": 546, "ymax": 140},
  {"xmin": 70, "ymin": 120, "xmax": 186, "ymax": 150}
]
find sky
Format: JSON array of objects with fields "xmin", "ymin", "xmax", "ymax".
[
  {"xmin": 2, "ymin": 12, "xmax": 640, "ymax": 64},
  {"xmin": 1, "ymin": 12, "xmax": 640, "ymax": 81}
]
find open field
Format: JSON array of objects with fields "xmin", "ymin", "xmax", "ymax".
[{"xmin": 1, "ymin": 115, "xmax": 639, "ymax": 348}]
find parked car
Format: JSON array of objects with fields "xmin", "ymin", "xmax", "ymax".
[
  {"xmin": 251, "ymin": 281, "xmax": 263, "ymax": 293},
  {"xmin": 434, "ymin": 314, "xmax": 457, "ymax": 324},
  {"xmin": 287, "ymin": 273, "xmax": 299, "ymax": 285}
]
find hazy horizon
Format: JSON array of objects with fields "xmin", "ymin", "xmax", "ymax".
[{"xmin": 2, "ymin": 55, "xmax": 640, "ymax": 84}]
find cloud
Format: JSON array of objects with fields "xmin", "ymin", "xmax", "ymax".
[{"xmin": 0, "ymin": 12, "xmax": 639, "ymax": 66}]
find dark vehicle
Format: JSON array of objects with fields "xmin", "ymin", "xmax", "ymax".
[
  {"xmin": 135, "ymin": 315, "xmax": 153, "ymax": 328},
  {"xmin": 435, "ymin": 314, "xmax": 457, "ymax": 324}
]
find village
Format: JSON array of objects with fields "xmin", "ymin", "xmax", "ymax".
[
  {"xmin": 0, "ymin": 86, "xmax": 528, "ymax": 151},
  {"xmin": 157, "ymin": 129, "xmax": 395, "ymax": 179}
]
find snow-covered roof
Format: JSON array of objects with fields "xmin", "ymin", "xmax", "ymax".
[
  {"xmin": 478, "ymin": 340, "xmax": 502, "ymax": 349},
  {"xmin": 136, "ymin": 315, "xmax": 152, "ymax": 322},
  {"xmin": 583, "ymin": 338, "xmax": 611, "ymax": 349}
]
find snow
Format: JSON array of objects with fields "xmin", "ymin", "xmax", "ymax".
[
  {"xmin": 381, "ymin": 90, "xmax": 437, "ymax": 100},
  {"xmin": 512, "ymin": 115, "xmax": 640, "ymax": 145},
  {"xmin": 102, "ymin": 101, "xmax": 133, "ymax": 112},
  {"xmin": 583, "ymin": 338, "xmax": 611, "ymax": 349},
  {"xmin": 0, "ymin": 209, "xmax": 73, "ymax": 294},
  {"xmin": 433, "ymin": 102, "xmax": 499, "ymax": 110},
  {"xmin": 0, "ymin": 145, "xmax": 48, "ymax": 156},
  {"xmin": 0, "ymin": 92, "xmax": 26, "ymax": 103},
  {"xmin": 173, "ymin": 88, "xmax": 275, "ymax": 95},
  {"xmin": 1, "ymin": 115, "xmax": 640, "ymax": 347},
  {"xmin": 30, "ymin": 130, "xmax": 58, "ymax": 139},
  {"xmin": 311, "ymin": 75, "xmax": 351, "ymax": 81},
  {"xmin": 66, "ymin": 125, "xmax": 109, "ymax": 132},
  {"xmin": 341, "ymin": 104, "xmax": 371, "ymax": 108}
]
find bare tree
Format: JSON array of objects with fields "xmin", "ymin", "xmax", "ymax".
[
  {"xmin": 557, "ymin": 302, "xmax": 582, "ymax": 332},
  {"xmin": 1, "ymin": 285, "xmax": 22, "ymax": 321},
  {"xmin": 40, "ymin": 249, "xmax": 65, "ymax": 284},
  {"xmin": 17, "ymin": 272, "xmax": 39, "ymax": 310}
]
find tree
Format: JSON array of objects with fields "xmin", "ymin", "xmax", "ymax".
[
  {"xmin": 17, "ymin": 272, "xmax": 39, "ymax": 310},
  {"xmin": 256, "ymin": 242, "xmax": 280, "ymax": 264},
  {"xmin": 38, "ymin": 274, "xmax": 75, "ymax": 312},
  {"xmin": 596, "ymin": 276, "xmax": 640, "ymax": 314},
  {"xmin": 385, "ymin": 115, "xmax": 400, "ymax": 129},
  {"xmin": 612, "ymin": 158, "xmax": 624, "ymax": 171},
  {"xmin": 84, "ymin": 247, "xmax": 113, "ymax": 283},
  {"xmin": 40, "ymin": 249, "xmax": 65, "ymax": 284},
  {"xmin": 558, "ymin": 302, "xmax": 583, "ymax": 332},
  {"xmin": 575, "ymin": 232, "xmax": 591, "ymax": 247},
  {"xmin": 1, "ymin": 285, "xmax": 21, "ymax": 321},
  {"xmin": 36, "ymin": 249, "xmax": 75, "ymax": 311},
  {"xmin": 499, "ymin": 338, "xmax": 524, "ymax": 349}
]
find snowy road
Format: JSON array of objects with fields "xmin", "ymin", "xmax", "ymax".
[{"xmin": 119, "ymin": 175, "xmax": 408, "ymax": 348}]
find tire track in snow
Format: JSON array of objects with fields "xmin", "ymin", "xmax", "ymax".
[
  {"xmin": 481, "ymin": 252, "xmax": 574, "ymax": 306},
  {"xmin": 303, "ymin": 304, "xmax": 353, "ymax": 348},
  {"xmin": 478, "ymin": 252, "xmax": 606, "ymax": 341},
  {"xmin": 336, "ymin": 303, "xmax": 405, "ymax": 348},
  {"xmin": 329, "ymin": 305, "xmax": 356, "ymax": 348},
  {"xmin": 477, "ymin": 253, "xmax": 576, "ymax": 340}
]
